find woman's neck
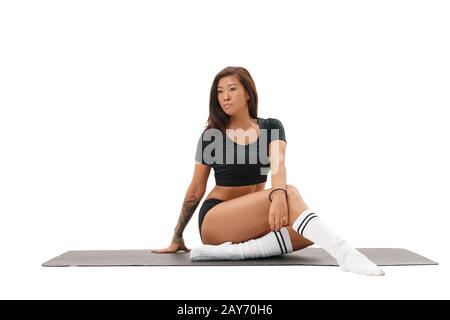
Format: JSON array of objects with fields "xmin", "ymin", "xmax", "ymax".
[{"xmin": 228, "ymin": 114, "xmax": 256, "ymax": 130}]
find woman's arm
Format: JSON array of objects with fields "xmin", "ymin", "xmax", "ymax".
[
  {"xmin": 268, "ymin": 140, "xmax": 288, "ymax": 231},
  {"xmin": 172, "ymin": 162, "xmax": 210, "ymax": 242},
  {"xmin": 152, "ymin": 163, "xmax": 210, "ymax": 253},
  {"xmin": 270, "ymin": 140, "xmax": 287, "ymax": 191},
  {"xmin": 171, "ymin": 187, "xmax": 204, "ymax": 243}
]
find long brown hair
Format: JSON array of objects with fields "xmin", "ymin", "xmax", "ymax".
[{"xmin": 205, "ymin": 66, "xmax": 258, "ymax": 133}]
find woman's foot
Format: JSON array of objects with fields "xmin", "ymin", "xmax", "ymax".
[
  {"xmin": 190, "ymin": 242, "xmax": 235, "ymax": 261},
  {"xmin": 338, "ymin": 248, "xmax": 385, "ymax": 276}
]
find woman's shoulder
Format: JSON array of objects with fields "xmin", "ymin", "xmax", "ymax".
[
  {"xmin": 259, "ymin": 117, "xmax": 284, "ymax": 129},
  {"xmin": 259, "ymin": 117, "xmax": 286, "ymax": 142}
]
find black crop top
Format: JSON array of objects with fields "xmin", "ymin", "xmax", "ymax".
[{"xmin": 195, "ymin": 117, "xmax": 286, "ymax": 186}]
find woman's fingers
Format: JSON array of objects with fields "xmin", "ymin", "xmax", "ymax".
[
  {"xmin": 275, "ymin": 217, "xmax": 280, "ymax": 231},
  {"xmin": 151, "ymin": 247, "xmax": 176, "ymax": 253},
  {"xmin": 281, "ymin": 215, "xmax": 287, "ymax": 227},
  {"xmin": 275, "ymin": 211, "xmax": 288, "ymax": 230},
  {"xmin": 180, "ymin": 245, "xmax": 191, "ymax": 252},
  {"xmin": 151, "ymin": 243, "xmax": 194, "ymax": 254}
]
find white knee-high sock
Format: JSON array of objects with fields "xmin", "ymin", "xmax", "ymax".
[
  {"xmin": 292, "ymin": 209, "xmax": 385, "ymax": 276},
  {"xmin": 190, "ymin": 227, "xmax": 293, "ymax": 261}
]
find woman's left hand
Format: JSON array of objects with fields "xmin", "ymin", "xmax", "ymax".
[{"xmin": 268, "ymin": 194, "xmax": 289, "ymax": 231}]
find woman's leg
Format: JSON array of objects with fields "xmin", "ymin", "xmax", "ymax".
[
  {"xmin": 198, "ymin": 184, "xmax": 385, "ymax": 276},
  {"xmin": 200, "ymin": 185, "xmax": 313, "ymax": 251}
]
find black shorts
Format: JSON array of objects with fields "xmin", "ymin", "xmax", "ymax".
[{"xmin": 198, "ymin": 198, "xmax": 224, "ymax": 236}]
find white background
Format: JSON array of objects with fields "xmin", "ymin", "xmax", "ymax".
[{"xmin": 1, "ymin": 0, "xmax": 449, "ymax": 299}]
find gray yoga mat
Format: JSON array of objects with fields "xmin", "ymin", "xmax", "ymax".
[{"xmin": 42, "ymin": 248, "xmax": 437, "ymax": 267}]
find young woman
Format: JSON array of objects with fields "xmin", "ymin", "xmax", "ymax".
[{"xmin": 153, "ymin": 66, "xmax": 384, "ymax": 276}]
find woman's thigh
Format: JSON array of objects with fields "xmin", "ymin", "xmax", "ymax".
[
  {"xmin": 200, "ymin": 185, "xmax": 312, "ymax": 247},
  {"xmin": 201, "ymin": 188, "xmax": 273, "ymax": 245}
]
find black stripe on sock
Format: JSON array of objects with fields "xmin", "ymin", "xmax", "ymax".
[
  {"xmin": 300, "ymin": 215, "xmax": 318, "ymax": 236},
  {"xmin": 296, "ymin": 212, "xmax": 317, "ymax": 233},
  {"xmin": 273, "ymin": 231, "xmax": 285, "ymax": 254},
  {"xmin": 277, "ymin": 230, "xmax": 289, "ymax": 254}
]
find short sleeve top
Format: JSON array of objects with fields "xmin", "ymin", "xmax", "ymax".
[{"xmin": 195, "ymin": 117, "xmax": 286, "ymax": 186}]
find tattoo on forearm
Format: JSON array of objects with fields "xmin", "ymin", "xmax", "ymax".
[{"xmin": 172, "ymin": 195, "xmax": 201, "ymax": 243}]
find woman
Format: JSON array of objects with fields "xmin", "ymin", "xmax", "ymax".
[{"xmin": 153, "ymin": 66, "xmax": 384, "ymax": 276}]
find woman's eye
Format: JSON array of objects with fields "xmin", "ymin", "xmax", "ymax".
[{"xmin": 217, "ymin": 88, "xmax": 235, "ymax": 93}]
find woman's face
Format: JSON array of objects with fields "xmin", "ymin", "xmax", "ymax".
[{"xmin": 217, "ymin": 75, "xmax": 250, "ymax": 116}]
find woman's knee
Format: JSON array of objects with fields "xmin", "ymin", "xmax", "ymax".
[
  {"xmin": 285, "ymin": 184, "xmax": 309, "ymax": 223},
  {"xmin": 286, "ymin": 184, "xmax": 300, "ymax": 198}
]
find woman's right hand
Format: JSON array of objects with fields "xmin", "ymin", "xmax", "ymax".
[{"xmin": 151, "ymin": 239, "xmax": 191, "ymax": 253}]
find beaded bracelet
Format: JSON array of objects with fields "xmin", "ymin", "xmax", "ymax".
[{"xmin": 269, "ymin": 187, "xmax": 287, "ymax": 202}]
